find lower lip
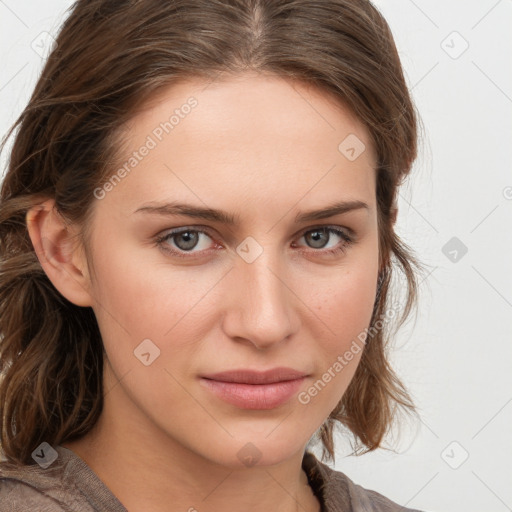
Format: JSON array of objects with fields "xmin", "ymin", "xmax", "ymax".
[{"xmin": 199, "ymin": 377, "xmax": 306, "ymax": 409}]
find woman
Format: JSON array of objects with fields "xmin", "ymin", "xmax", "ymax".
[{"xmin": 0, "ymin": 1, "xmax": 425, "ymax": 510}]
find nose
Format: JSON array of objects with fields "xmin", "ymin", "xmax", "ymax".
[{"xmin": 221, "ymin": 244, "xmax": 301, "ymax": 350}]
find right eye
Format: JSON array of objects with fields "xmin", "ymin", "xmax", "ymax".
[{"xmin": 155, "ymin": 227, "xmax": 218, "ymax": 258}]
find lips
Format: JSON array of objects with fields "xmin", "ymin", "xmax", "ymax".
[
  {"xmin": 201, "ymin": 367, "xmax": 307, "ymax": 384},
  {"xmin": 199, "ymin": 367, "xmax": 308, "ymax": 409}
]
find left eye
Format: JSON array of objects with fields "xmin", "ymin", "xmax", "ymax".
[
  {"xmin": 295, "ymin": 227, "xmax": 350, "ymax": 250},
  {"xmin": 155, "ymin": 226, "xmax": 352, "ymax": 257}
]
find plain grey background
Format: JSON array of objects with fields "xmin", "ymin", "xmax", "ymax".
[{"xmin": 1, "ymin": 1, "xmax": 511, "ymax": 511}]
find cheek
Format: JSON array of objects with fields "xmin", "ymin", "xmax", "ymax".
[
  {"xmin": 298, "ymin": 263, "xmax": 377, "ymax": 402},
  {"xmin": 306, "ymin": 263, "xmax": 378, "ymax": 342},
  {"xmin": 87, "ymin": 238, "xmax": 230, "ymax": 376},
  {"xmin": 87, "ymin": 234, "xmax": 200, "ymax": 329}
]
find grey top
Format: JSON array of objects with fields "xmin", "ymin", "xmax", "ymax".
[{"xmin": 0, "ymin": 446, "xmax": 424, "ymax": 511}]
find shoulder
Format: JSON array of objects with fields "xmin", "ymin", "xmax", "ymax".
[
  {"xmin": 0, "ymin": 461, "xmax": 72, "ymax": 511},
  {"xmin": 0, "ymin": 446, "xmax": 117, "ymax": 512},
  {"xmin": 302, "ymin": 451, "xmax": 425, "ymax": 512},
  {"xmin": 0, "ymin": 448, "xmax": 87, "ymax": 512},
  {"xmin": 0, "ymin": 477, "xmax": 69, "ymax": 511}
]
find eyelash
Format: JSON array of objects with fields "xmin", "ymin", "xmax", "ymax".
[{"xmin": 154, "ymin": 225, "xmax": 354, "ymax": 260}]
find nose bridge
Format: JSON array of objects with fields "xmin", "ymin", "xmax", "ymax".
[{"xmin": 223, "ymin": 237, "xmax": 299, "ymax": 348}]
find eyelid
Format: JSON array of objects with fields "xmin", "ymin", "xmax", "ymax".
[
  {"xmin": 154, "ymin": 225, "xmax": 219, "ymax": 257},
  {"xmin": 156, "ymin": 223, "xmax": 354, "ymax": 240},
  {"xmin": 293, "ymin": 223, "xmax": 354, "ymax": 241},
  {"xmin": 154, "ymin": 223, "xmax": 354, "ymax": 257}
]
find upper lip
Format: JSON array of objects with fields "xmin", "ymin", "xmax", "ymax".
[{"xmin": 200, "ymin": 367, "xmax": 308, "ymax": 384}]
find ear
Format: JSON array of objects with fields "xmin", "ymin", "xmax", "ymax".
[{"xmin": 26, "ymin": 198, "xmax": 93, "ymax": 307}]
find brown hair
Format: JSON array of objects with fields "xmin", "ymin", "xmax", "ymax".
[{"xmin": 0, "ymin": 0, "xmax": 424, "ymax": 465}]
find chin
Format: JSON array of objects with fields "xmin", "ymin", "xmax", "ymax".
[{"xmin": 193, "ymin": 426, "xmax": 311, "ymax": 469}]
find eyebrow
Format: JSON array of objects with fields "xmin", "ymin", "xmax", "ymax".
[{"xmin": 134, "ymin": 199, "xmax": 369, "ymax": 224}]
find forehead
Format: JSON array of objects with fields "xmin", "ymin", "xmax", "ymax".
[
  {"xmin": 104, "ymin": 72, "xmax": 376, "ymax": 216},
  {"xmin": 127, "ymin": 71, "xmax": 374, "ymax": 153}
]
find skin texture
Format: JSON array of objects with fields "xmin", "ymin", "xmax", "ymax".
[{"xmin": 27, "ymin": 71, "xmax": 381, "ymax": 512}]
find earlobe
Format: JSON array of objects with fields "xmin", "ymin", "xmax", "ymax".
[{"xmin": 26, "ymin": 199, "xmax": 93, "ymax": 307}]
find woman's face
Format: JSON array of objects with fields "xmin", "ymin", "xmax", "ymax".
[{"xmin": 84, "ymin": 71, "xmax": 379, "ymax": 466}]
